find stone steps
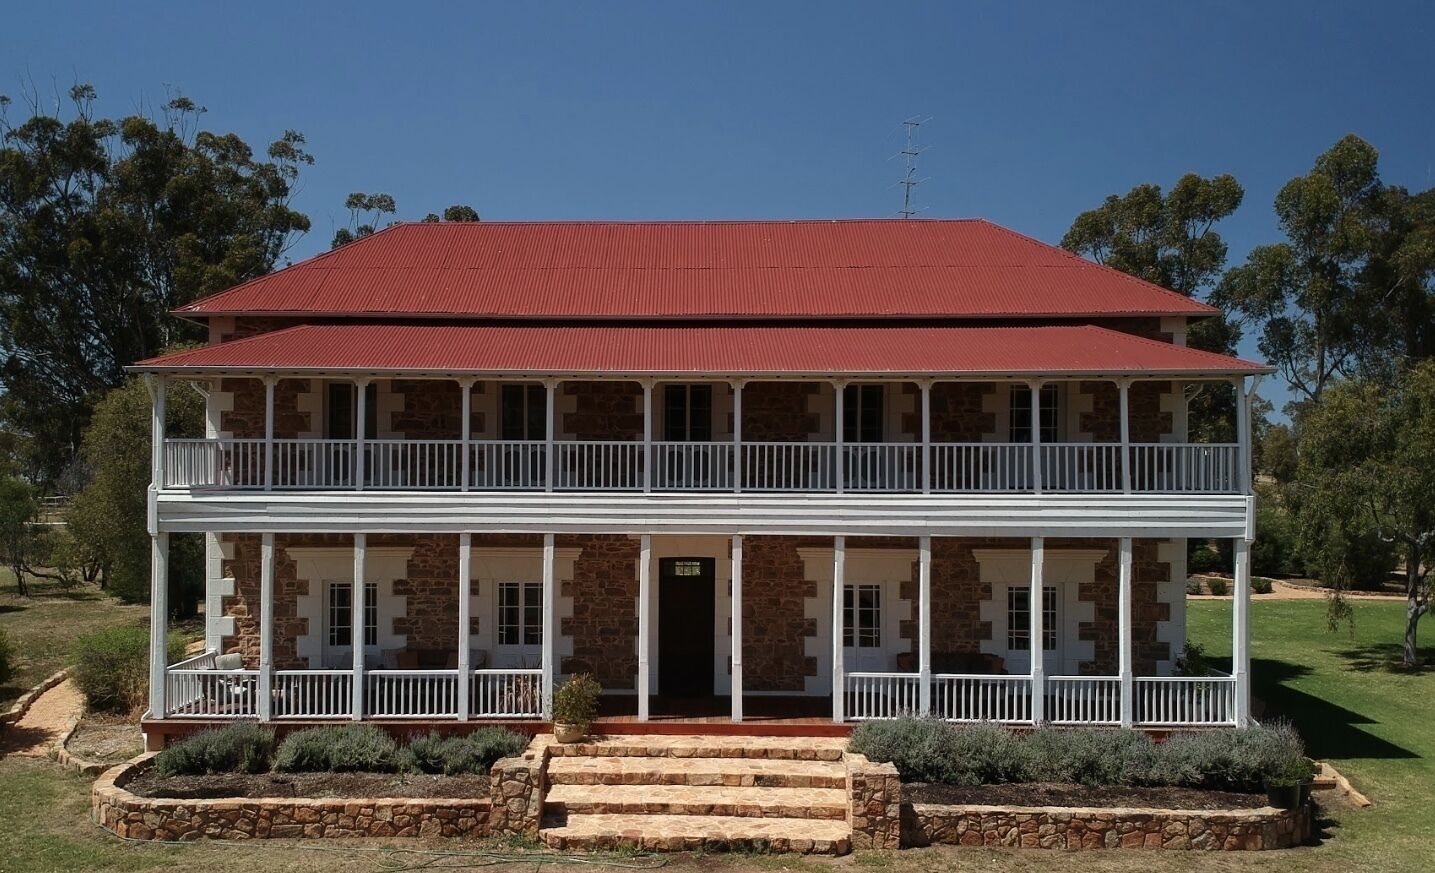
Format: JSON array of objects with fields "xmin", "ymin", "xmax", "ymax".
[
  {"xmin": 547, "ymin": 734, "xmax": 848, "ymax": 761},
  {"xmin": 544, "ymin": 783, "xmax": 849, "ymax": 820},
  {"xmin": 545, "ymin": 754, "xmax": 847, "ymax": 789},
  {"xmin": 540, "ymin": 812, "xmax": 852, "ymax": 855}
]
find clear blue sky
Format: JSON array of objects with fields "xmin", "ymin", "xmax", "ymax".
[{"xmin": 6, "ymin": 1, "xmax": 1433, "ymax": 414}]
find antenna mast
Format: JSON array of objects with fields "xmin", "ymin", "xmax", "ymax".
[{"xmin": 899, "ymin": 118, "xmax": 923, "ymax": 218}]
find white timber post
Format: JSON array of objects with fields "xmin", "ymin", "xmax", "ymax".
[
  {"xmin": 542, "ymin": 533, "xmax": 556, "ymax": 721},
  {"xmin": 459, "ymin": 378, "xmax": 474, "ymax": 491},
  {"xmin": 732, "ymin": 380, "xmax": 744, "ymax": 493},
  {"xmin": 832, "ymin": 535, "xmax": 846, "ymax": 722},
  {"xmin": 1028, "ymin": 381, "xmax": 1043, "ymax": 494},
  {"xmin": 731, "ymin": 534, "xmax": 744, "ymax": 723},
  {"xmin": 918, "ymin": 535, "xmax": 932, "ymax": 716},
  {"xmin": 1118, "ymin": 379, "xmax": 1132, "ymax": 493},
  {"xmin": 1029, "ymin": 536, "xmax": 1045, "ymax": 724},
  {"xmin": 1233, "ymin": 537, "xmax": 1252, "ymax": 727},
  {"xmin": 148, "ymin": 532, "xmax": 169, "ymax": 720},
  {"xmin": 920, "ymin": 381, "xmax": 933, "ymax": 494},
  {"xmin": 1235, "ymin": 377, "xmax": 1251, "ymax": 494},
  {"xmin": 642, "ymin": 380, "xmax": 654, "ymax": 493},
  {"xmin": 354, "ymin": 378, "xmax": 369, "ymax": 491},
  {"xmin": 457, "ymin": 532, "xmax": 472, "ymax": 721},
  {"xmin": 258, "ymin": 533, "xmax": 275, "ymax": 722},
  {"xmin": 148, "ymin": 374, "xmax": 167, "ymax": 489},
  {"xmin": 545, "ymin": 380, "xmax": 557, "ymax": 492},
  {"xmin": 637, "ymin": 534, "xmax": 652, "ymax": 722},
  {"xmin": 1117, "ymin": 536, "xmax": 1134, "ymax": 728},
  {"xmin": 351, "ymin": 533, "xmax": 366, "ymax": 721},
  {"xmin": 263, "ymin": 376, "xmax": 276, "ymax": 491},
  {"xmin": 834, "ymin": 381, "xmax": 846, "ymax": 493}
]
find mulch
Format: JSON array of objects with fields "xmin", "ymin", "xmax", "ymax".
[
  {"xmin": 126, "ymin": 770, "xmax": 491, "ymax": 800},
  {"xmin": 905, "ymin": 782, "xmax": 1268, "ymax": 810}
]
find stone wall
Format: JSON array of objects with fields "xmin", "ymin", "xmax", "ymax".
[
  {"xmin": 741, "ymin": 536, "xmax": 818, "ymax": 692},
  {"xmin": 922, "ymin": 382, "xmax": 996, "ymax": 441},
  {"xmin": 220, "ymin": 377, "xmax": 313, "ymax": 439},
  {"xmin": 93, "ymin": 755, "xmax": 489, "ymax": 840},
  {"xmin": 562, "ymin": 381, "xmax": 642, "ymax": 440},
  {"xmin": 391, "ymin": 380, "xmax": 465, "ymax": 438},
  {"xmin": 1079, "ymin": 380, "xmax": 1176, "ymax": 443},
  {"xmin": 902, "ymin": 801, "xmax": 1310, "ymax": 851},
  {"xmin": 846, "ymin": 753, "xmax": 902, "ymax": 850},
  {"xmin": 742, "ymin": 382, "xmax": 823, "ymax": 440},
  {"xmin": 559, "ymin": 534, "xmax": 640, "ymax": 688}
]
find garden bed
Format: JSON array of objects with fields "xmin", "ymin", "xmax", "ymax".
[
  {"xmin": 64, "ymin": 717, "xmax": 144, "ymax": 765},
  {"xmin": 906, "ymin": 781, "xmax": 1268, "ymax": 810},
  {"xmin": 126, "ymin": 769, "xmax": 491, "ymax": 800}
]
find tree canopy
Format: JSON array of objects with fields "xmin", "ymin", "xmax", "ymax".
[
  {"xmin": 0, "ymin": 85, "xmax": 312, "ymax": 485},
  {"xmin": 331, "ymin": 193, "xmax": 479, "ymax": 248}
]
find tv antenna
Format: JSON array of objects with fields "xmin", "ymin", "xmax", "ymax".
[{"xmin": 898, "ymin": 117, "xmax": 929, "ymax": 218}]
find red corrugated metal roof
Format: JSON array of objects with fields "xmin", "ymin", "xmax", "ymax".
[
  {"xmin": 134, "ymin": 324, "xmax": 1267, "ymax": 376},
  {"xmin": 175, "ymin": 220, "xmax": 1217, "ymax": 320}
]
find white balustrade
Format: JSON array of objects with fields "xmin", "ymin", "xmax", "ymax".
[
  {"xmin": 931, "ymin": 674, "xmax": 1033, "ymax": 723},
  {"xmin": 1128, "ymin": 444, "xmax": 1239, "ymax": 493},
  {"xmin": 555, "ymin": 441, "xmax": 643, "ymax": 490},
  {"xmin": 366, "ymin": 440, "xmax": 464, "ymax": 489},
  {"xmin": 272, "ymin": 439, "xmax": 359, "ymax": 488},
  {"xmin": 165, "ymin": 659, "xmax": 261, "ymax": 719},
  {"xmin": 1040, "ymin": 444, "xmax": 1124, "ymax": 492},
  {"xmin": 365, "ymin": 670, "xmax": 459, "ymax": 718},
  {"xmin": 1134, "ymin": 676, "xmax": 1237, "ymax": 726},
  {"xmin": 741, "ymin": 442, "xmax": 836, "ymax": 491},
  {"xmin": 272, "ymin": 670, "xmax": 354, "ymax": 719},
  {"xmin": 652, "ymin": 441, "xmax": 735, "ymax": 490},
  {"xmin": 469, "ymin": 669, "xmax": 544, "ymax": 719},
  {"xmin": 844, "ymin": 443, "xmax": 921, "ymax": 491},
  {"xmin": 1047, "ymin": 675, "xmax": 1122, "ymax": 725},
  {"xmin": 163, "ymin": 439, "xmax": 265, "ymax": 488},
  {"xmin": 844, "ymin": 672, "xmax": 922, "ymax": 720},
  {"xmin": 930, "ymin": 443, "xmax": 1033, "ymax": 492},
  {"xmin": 470, "ymin": 440, "xmax": 547, "ymax": 489}
]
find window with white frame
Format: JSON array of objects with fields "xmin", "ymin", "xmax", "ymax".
[
  {"xmin": 327, "ymin": 581, "xmax": 378, "ymax": 647},
  {"xmin": 1006, "ymin": 586, "xmax": 1057, "ymax": 651},
  {"xmin": 1009, "ymin": 384, "xmax": 1060, "ymax": 443},
  {"xmin": 497, "ymin": 581, "xmax": 543, "ymax": 646},
  {"xmin": 843, "ymin": 584, "xmax": 882, "ymax": 648}
]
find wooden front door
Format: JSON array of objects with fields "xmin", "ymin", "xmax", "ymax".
[{"xmin": 658, "ymin": 557, "xmax": 716, "ymax": 697}]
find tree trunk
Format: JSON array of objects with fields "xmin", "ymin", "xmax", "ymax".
[{"xmin": 1405, "ymin": 552, "xmax": 1426, "ymax": 667}]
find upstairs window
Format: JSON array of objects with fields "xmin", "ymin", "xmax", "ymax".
[
  {"xmin": 843, "ymin": 384, "xmax": 884, "ymax": 443},
  {"xmin": 326, "ymin": 383, "xmax": 378, "ymax": 439},
  {"xmin": 1009, "ymin": 384, "xmax": 1060, "ymax": 444},
  {"xmin": 663, "ymin": 384, "xmax": 713, "ymax": 442},
  {"xmin": 500, "ymin": 384, "xmax": 547, "ymax": 441}
]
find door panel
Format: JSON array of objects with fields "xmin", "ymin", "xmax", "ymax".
[{"xmin": 658, "ymin": 558, "xmax": 716, "ymax": 697}]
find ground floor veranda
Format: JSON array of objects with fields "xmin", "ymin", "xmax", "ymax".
[{"xmin": 147, "ymin": 532, "xmax": 1251, "ymax": 734}]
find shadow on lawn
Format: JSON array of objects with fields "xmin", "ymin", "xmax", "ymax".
[
  {"xmin": 1250, "ymin": 657, "xmax": 1417, "ymax": 761},
  {"xmin": 1332, "ymin": 642, "xmax": 1435, "ymax": 673}
]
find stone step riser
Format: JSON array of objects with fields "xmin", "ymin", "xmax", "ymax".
[
  {"xmin": 549, "ymin": 744, "xmax": 844, "ymax": 762},
  {"xmin": 547, "ymin": 771, "xmax": 847, "ymax": 789},
  {"xmin": 545, "ymin": 800, "xmax": 847, "ymax": 821},
  {"xmin": 541, "ymin": 831, "xmax": 850, "ymax": 855}
]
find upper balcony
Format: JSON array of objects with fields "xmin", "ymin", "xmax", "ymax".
[{"xmin": 155, "ymin": 375, "xmax": 1248, "ymax": 497}]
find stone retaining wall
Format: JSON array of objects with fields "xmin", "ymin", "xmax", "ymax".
[
  {"xmin": 900, "ymin": 800, "xmax": 1310, "ymax": 851},
  {"xmin": 93, "ymin": 754, "xmax": 491, "ymax": 841}
]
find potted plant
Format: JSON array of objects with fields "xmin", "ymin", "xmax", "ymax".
[
  {"xmin": 1265, "ymin": 756, "xmax": 1317, "ymax": 809},
  {"xmin": 552, "ymin": 673, "xmax": 601, "ymax": 743}
]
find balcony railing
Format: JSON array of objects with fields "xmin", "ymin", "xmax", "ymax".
[{"xmin": 161, "ymin": 438, "xmax": 1242, "ymax": 494}]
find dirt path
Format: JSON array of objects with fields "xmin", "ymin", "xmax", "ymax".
[
  {"xmin": 0, "ymin": 679, "xmax": 83, "ymax": 758},
  {"xmin": 1188, "ymin": 580, "xmax": 1406, "ymax": 601}
]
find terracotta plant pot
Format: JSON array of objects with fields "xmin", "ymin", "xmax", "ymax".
[{"xmin": 554, "ymin": 722, "xmax": 586, "ymax": 744}]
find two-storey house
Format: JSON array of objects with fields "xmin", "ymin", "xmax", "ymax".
[{"xmin": 133, "ymin": 219, "xmax": 1268, "ymax": 746}]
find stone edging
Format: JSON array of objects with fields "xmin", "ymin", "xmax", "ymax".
[
  {"xmin": 0, "ymin": 669, "xmax": 69, "ymax": 729},
  {"xmin": 902, "ymin": 799, "xmax": 1312, "ymax": 850},
  {"xmin": 55, "ymin": 716, "xmax": 110, "ymax": 777},
  {"xmin": 92, "ymin": 754, "xmax": 491, "ymax": 840}
]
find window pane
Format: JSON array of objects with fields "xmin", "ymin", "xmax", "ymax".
[
  {"xmin": 664, "ymin": 385, "xmax": 687, "ymax": 441},
  {"xmin": 501, "ymin": 385, "xmax": 525, "ymax": 440},
  {"xmin": 329, "ymin": 583, "xmax": 352, "ymax": 647},
  {"xmin": 327, "ymin": 383, "xmax": 354, "ymax": 439},
  {"xmin": 526, "ymin": 385, "xmax": 546, "ymax": 440},
  {"xmin": 689, "ymin": 385, "xmax": 713, "ymax": 441},
  {"xmin": 363, "ymin": 582, "xmax": 378, "ymax": 647},
  {"xmin": 1007, "ymin": 588, "xmax": 1029, "ymax": 650}
]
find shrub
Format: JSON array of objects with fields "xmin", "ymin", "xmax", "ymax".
[
  {"xmin": 1206, "ymin": 577, "xmax": 1229, "ymax": 597},
  {"xmin": 154, "ymin": 723, "xmax": 275, "ymax": 776},
  {"xmin": 1188, "ymin": 543, "xmax": 1224, "ymax": 575},
  {"xmin": 1252, "ymin": 502, "xmax": 1303, "ymax": 577},
  {"xmin": 275, "ymin": 724, "xmax": 401, "ymax": 773},
  {"xmin": 1185, "ymin": 577, "xmax": 1203, "ymax": 596},
  {"xmin": 403, "ymin": 728, "xmax": 529, "ymax": 775},
  {"xmin": 1024, "ymin": 728, "xmax": 1159, "ymax": 787},
  {"xmin": 1174, "ymin": 642, "xmax": 1211, "ymax": 677},
  {"xmin": 72, "ymin": 626, "xmax": 185, "ymax": 714},
  {"xmin": 0, "ymin": 627, "xmax": 12, "ymax": 688},
  {"xmin": 553, "ymin": 674, "xmax": 601, "ymax": 728},
  {"xmin": 1251, "ymin": 577, "xmax": 1274, "ymax": 595},
  {"xmin": 1155, "ymin": 723, "xmax": 1305, "ymax": 792},
  {"xmin": 851, "ymin": 719, "xmax": 1027, "ymax": 786}
]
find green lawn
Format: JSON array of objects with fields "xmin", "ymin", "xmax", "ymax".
[
  {"xmin": 0, "ymin": 597, "xmax": 1432, "ymax": 871},
  {"xmin": 0, "ymin": 574, "xmax": 151, "ymax": 708}
]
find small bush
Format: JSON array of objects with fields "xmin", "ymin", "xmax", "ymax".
[
  {"xmin": 154, "ymin": 723, "xmax": 275, "ymax": 776},
  {"xmin": 1156, "ymin": 723, "xmax": 1305, "ymax": 793},
  {"xmin": 1188, "ymin": 544, "xmax": 1224, "ymax": 575},
  {"xmin": 0, "ymin": 627, "xmax": 13, "ymax": 688},
  {"xmin": 1251, "ymin": 577, "xmax": 1274, "ymax": 595},
  {"xmin": 403, "ymin": 728, "xmax": 529, "ymax": 775},
  {"xmin": 553, "ymin": 674, "xmax": 601, "ymax": 727},
  {"xmin": 275, "ymin": 724, "xmax": 401, "ymax": 773},
  {"xmin": 1174, "ymin": 642, "xmax": 1211, "ymax": 677},
  {"xmin": 73, "ymin": 626, "xmax": 185, "ymax": 714},
  {"xmin": 1185, "ymin": 577, "xmax": 1203, "ymax": 596},
  {"xmin": 1206, "ymin": 577, "xmax": 1229, "ymax": 597}
]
